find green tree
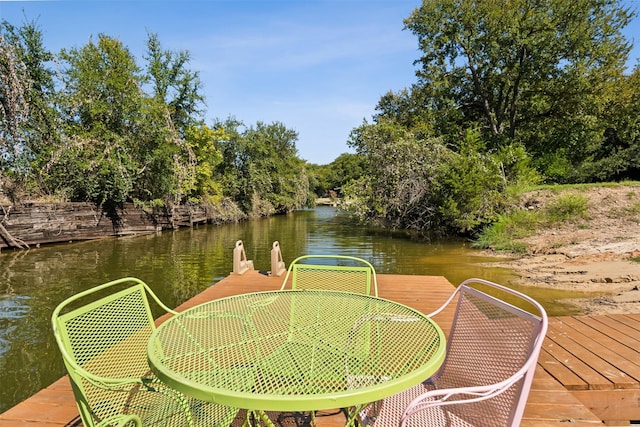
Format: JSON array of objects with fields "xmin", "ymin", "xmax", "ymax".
[
  {"xmin": 312, "ymin": 153, "xmax": 367, "ymax": 197},
  {"xmin": 141, "ymin": 33, "xmax": 212, "ymax": 205},
  {"xmin": 0, "ymin": 22, "xmax": 30, "ymax": 188},
  {"xmin": 144, "ymin": 32, "xmax": 204, "ymax": 135},
  {"xmin": 575, "ymin": 65, "xmax": 640, "ymax": 181},
  {"xmin": 54, "ymin": 34, "xmax": 144, "ymax": 208},
  {"xmin": 184, "ymin": 123, "xmax": 225, "ymax": 201},
  {"xmin": 306, "ymin": 162, "xmax": 328, "ymax": 197},
  {"xmin": 347, "ymin": 120, "xmax": 508, "ymax": 237},
  {"xmin": 346, "ymin": 121, "xmax": 450, "ymax": 235},
  {"xmin": 214, "ymin": 118, "xmax": 310, "ymax": 215},
  {"xmin": 0, "ymin": 20, "xmax": 56, "ymax": 200},
  {"xmin": 405, "ymin": 0, "xmax": 634, "ymax": 179}
]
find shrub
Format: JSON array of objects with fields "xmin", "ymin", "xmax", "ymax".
[
  {"xmin": 544, "ymin": 194, "xmax": 589, "ymax": 223},
  {"xmin": 472, "ymin": 209, "xmax": 540, "ymax": 252}
]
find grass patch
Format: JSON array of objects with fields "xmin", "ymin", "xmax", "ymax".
[
  {"xmin": 608, "ymin": 200, "xmax": 640, "ymax": 220},
  {"xmin": 623, "ymin": 201, "xmax": 640, "ymax": 218},
  {"xmin": 529, "ymin": 181, "xmax": 640, "ymax": 190},
  {"xmin": 544, "ymin": 193, "xmax": 589, "ymax": 223},
  {"xmin": 474, "ymin": 182, "xmax": 640, "ymax": 253},
  {"xmin": 472, "ymin": 209, "xmax": 540, "ymax": 252}
]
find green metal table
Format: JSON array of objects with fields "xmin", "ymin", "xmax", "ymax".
[{"xmin": 147, "ymin": 289, "xmax": 446, "ymax": 425}]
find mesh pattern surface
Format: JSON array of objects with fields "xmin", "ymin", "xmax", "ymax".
[
  {"xmin": 292, "ymin": 267, "xmax": 371, "ymax": 294},
  {"xmin": 361, "ymin": 285, "xmax": 542, "ymax": 427},
  {"xmin": 282, "ymin": 255, "xmax": 377, "ymax": 296},
  {"xmin": 55, "ymin": 283, "xmax": 237, "ymax": 427},
  {"xmin": 149, "ymin": 290, "xmax": 444, "ymax": 413}
]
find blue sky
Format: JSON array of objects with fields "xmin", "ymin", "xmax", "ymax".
[{"xmin": 1, "ymin": 1, "xmax": 639, "ymax": 165}]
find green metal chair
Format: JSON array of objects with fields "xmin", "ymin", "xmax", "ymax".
[
  {"xmin": 51, "ymin": 277, "xmax": 238, "ymax": 427},
  {"xmin": 279, "ymin": 255, "xmax": 378, "ymax": 296}
]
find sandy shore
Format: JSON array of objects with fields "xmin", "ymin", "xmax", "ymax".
[{"xmin": 482, "ymin": 185, "xmax": 640, "ymax": 315}]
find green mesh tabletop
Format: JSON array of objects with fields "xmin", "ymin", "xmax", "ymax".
[{"xmin": 147, "ymin": 290, "xmax": 446, "ymax": 412}]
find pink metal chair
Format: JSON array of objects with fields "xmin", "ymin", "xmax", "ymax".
[{"xmin": 358, "ymin": 278, "xmax": 548, "ymax": 427}]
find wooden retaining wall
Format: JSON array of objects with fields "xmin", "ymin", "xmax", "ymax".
[{"xmin": 0, "ymin": 202, "xmax": 240, "ymax": 250}]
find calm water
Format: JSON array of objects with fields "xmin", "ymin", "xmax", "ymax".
[{"xmin": 0, "ymin": 206, "xmax": 591, "ymax": 413}]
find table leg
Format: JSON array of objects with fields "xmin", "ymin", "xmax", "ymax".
[
  {"xmin": 344, "ymin": 404, "xmax": 366, "ymax": 427},
  {"xmin": 256, "ymin": 410, "xmax": 277, "ymax": 427},
  {"xmin": 240, "ymin": 410, "xmax": 277, "ymax": 427}
]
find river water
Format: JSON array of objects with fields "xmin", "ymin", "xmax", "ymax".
[{"xmin": 0, "ymin": 206, "xmax": 590, "ymax": 413}]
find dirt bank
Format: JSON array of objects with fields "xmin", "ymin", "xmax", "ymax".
[{"xmin": 484, "ymin": 184, "xmax": 640, "ymax": 315}]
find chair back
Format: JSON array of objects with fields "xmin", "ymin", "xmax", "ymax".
[
  {"xmin": 280, "ymin": 255, "xmax": 378, "ymax": 296},
  {"xmin": 51, "ymin": 277, "xmax": 176, "ymax": 426},
  {"xmin": 425, "ymin": 278, "xmax": 547, "ymax": 426}
]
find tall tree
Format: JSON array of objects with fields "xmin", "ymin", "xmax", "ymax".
[
  {"xmin": 144, "ymin": 32, "xmax": 204, "ymax": 135},
  {"xmin": 214, "ymin": 118, "xmax": 309, "ymax": 215},
  {"xmin": 183, "ymin": 123, "xmax": 226, "ymax": 201},
  {"xmin": 347, "ymin": 118, "xmax": 508, "ymax": 237},
  {"xmin": 0, "ymin": 20, "xmax": 56, "ymax": 199},
  {"xmin": 54, "ymin": 34, "xmax": 144, "ymax": 208},
  {"xmin": 405, "ymin": 0, "xmax": 633, "ymax": 158},
  {"xmin": 0, "ymin": 22, "xmax": 30, "ymax": 176}
]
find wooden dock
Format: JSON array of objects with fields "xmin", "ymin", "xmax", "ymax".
[{"xmin": 1, "ymin": 271, "xmax": 639, "ymax": 426}]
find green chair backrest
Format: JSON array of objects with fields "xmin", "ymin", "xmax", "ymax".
[
  {"xmin": 51, "ymin": 277, "xmax": 176, "ymax": 426},
  {"xmin": 280, "ymin": 255, "xmax": 378, "ymax": 296}
]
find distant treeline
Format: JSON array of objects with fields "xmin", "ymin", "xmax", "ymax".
[{"xmin": 2, "ymin": 0, "xmax": 640, "ymax": 239}]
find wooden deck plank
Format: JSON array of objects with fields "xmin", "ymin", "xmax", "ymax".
[
  {"xmin": 572, "ymin": 388, "xmax": 640, "ymax": 423},
  {"xmin": 522, "ymin": 367, "xmax": 604, "ymax": 426},
  {"xmin": 0, "ymin": 271, "xmax": 611, "ymax": 426},
  {"xmin": 616, "ymin": 313, "xmax": 640, "ymax": 329},
  {"xmin": 547, "ymin": 320, "xmax": 637, "ymax": 389},
  {"xmin": 583, "ymin": 315, "xmax": 640, "ymax": 346},
  {"xmin": 558, "ymin": 316, "xmax": 640, "ymax": 384},
  {"xmin": 537, "ymin": 348, "xmax": 590, "ymax": 390},
  {"xmin": 0, "ymin": 377, "xmax": 80, "ymax": 426},
  {"xmin": 541, "ymin": 333, "xmax": 611, "ymax": 390},
  {"xmin": 543, "ymin": 314, "xmax": 640, "ymax": 423}
]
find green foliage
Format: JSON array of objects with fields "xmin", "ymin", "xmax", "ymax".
[
  {"xmin": 471, "ymin": 210, "xmax": 539, "ymax": 253},
  {"xmin": 404, "ymin": 0, "xmax": 635, "ymax": 182},
  {"xmin": 133, "ymin": 198, "xmax": 165, "ymax": 209},
  {"xmin": 214, "ymin": 118, "xmax": 311, "ymax": 215},
  {"xmin": 44, "ymin": 34, "xmax": 209, "ymax": 208},
  {"xmin": 433, "ymin": 128, "xmax": 506, "ymax": 234},
  {"xmin": 0, "ymin": 21, "xmax": 311, "ymax": 214},
  {"xmin": 144, "ymin": 32, "xmax": 204, "ymax": 134},
  {"xmin": 346, "ymin": 122, "xmax": 507, "ymax": 237},
  {"xmin": 474, "ymin": 190, "xmax": 591, "ymax": 251},
  {"xmin": 573, "ymin": 66, "xmax": 640, "ymax": 182},
  {"xmin": 345, "ymin": 121, "xmax": 442, "ymax": 231},
  {"xmin": 53, "ymin": 35, "xmax": 144, "ymax": 207},
  {"xmin": 0, "ymin": 21, "xmax": 30, "ymax": 171},
  {"xmin": 494, "ymin": 142, "xmax": 541, "ymax": 190},
  {"xmin": 309, "ymin": 153, "xmax": 367, "ymax": 196},
  {"xmin": 0, "ymin": 19, "xmax": 57, "ymax": 199},
  {"xmin": 544, "ymin": 194, "xmax": 589, "ymax": 223},
  {"xmin": 184, "ymin": 124, "xmax": 225, "ymax": 200},
  {"xmin": 342, "ymin": 0, "xmax": 638, "ymax": 239}
]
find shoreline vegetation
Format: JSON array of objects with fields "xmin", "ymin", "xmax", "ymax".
[
  {"xmin": 2, "ymin": 183, "xmax": 638, "ymax": 316},
  {"xmin": 475, "ymin": 183, "xmax": 640, "ymax": 315}
]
